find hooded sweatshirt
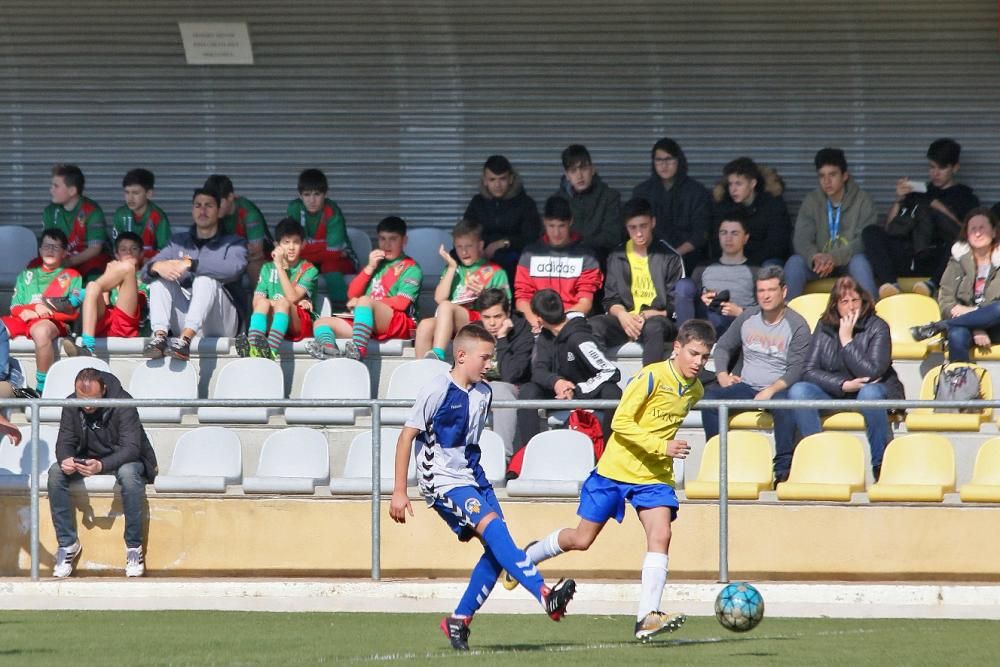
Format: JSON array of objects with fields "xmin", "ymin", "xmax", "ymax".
[
  {"xmin": 552, "ymin": 173, "xmax": 623, "ymax": 255},
  {"xmin": 711, "ymin": 165, "xmax": 793, "ymax": 265},
  {"xmin": 530, "ymin": 313, "xmax": 620, "ymax": 397},
  {"xmin": 463, "ymin": 171, "xmax": 542, "ymax": 252},
  {"xmin": 631, "ymin": 162, "xmax": 712, "ymax": 260}
]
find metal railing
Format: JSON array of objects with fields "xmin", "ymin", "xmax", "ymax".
[{"xmin": 3, "ymin": 395, "xmax": 992, "ymax": 583}]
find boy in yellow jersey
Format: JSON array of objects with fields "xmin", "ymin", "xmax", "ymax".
[{"xmin": 501, "ymin": 318, "xmax": 716, "ymax": 642}]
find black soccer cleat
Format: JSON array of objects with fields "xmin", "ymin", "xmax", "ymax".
[
  {"xmin": 542, "ymin": 578, "xmax": 576, "ymax": 621},
  {"xmin": 440, "ymin": 616, "xmax": 471, "ymax": 651},
  {"xmin": 42, "ymin": 296, "xmax": 77, "ymax": 316}
]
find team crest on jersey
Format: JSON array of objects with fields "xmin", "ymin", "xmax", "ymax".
[
  {"xmin": 57, "ymin": 274, "xmax": 70, "ymax": 288},
  {"xmin": 464, "ymin": 498, "xmax": 482, "ymax": 515}
]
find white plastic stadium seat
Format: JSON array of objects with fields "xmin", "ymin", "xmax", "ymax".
[
  {"xmin": 347, "ymin": 227, "xmax": 373, "ymax": 260},
  {"xmin": 404, "ymin": 227, "xmax": 452, "ymax": 288},
  {"xmin": 128, "ymin": 359, "xmax": 198, "ymax": 423},
  {"xmin": 197, "ymin": 358, "xmax": 284, "ymax": 424},
  {"xmin": 0, "ymin": 425, "xmax": 59, "ymax": 490},
  {"xmin": 478, "ymin": 429, "xmax": 507, "ymax": 485},
  {"xmin": 0, "ymin": 226, "xmax": 41, "ymax": 286},
  {"xmin": 506, "ymin": 430, "xmax": 595, "ymax": 497},
  {"xmin": 289, "ymin": 336, "xmax": 407, "ymax": 357},
  {"xmin": 243, "ymin": 427, "xmax": 330, "ymax": 494},
  {"xmin": 154, "ymin": 427, "xmax": 243, "ymax": 493},
  {"xmin": 380, "ymin": 359, "xmax": 451, "ymax": 424},
  {"xmin": 285, "ymin": 359, "xmax": 370, "ymax": 425},
  {"xmin": 30, "ymin": 357, "xmax": 111, "ymax": 422},
  {"xmin": 329, "ymin": 428, "xmax": 412, "ymax": 494}
]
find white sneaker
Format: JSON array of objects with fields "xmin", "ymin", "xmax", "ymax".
[
  {"xmin": 125, "ymin": 547, "xmax": 145, "ymax": 577},
  {"xmin": 53, "ymin": 542, "xmax": 81, "ymax": 578}
]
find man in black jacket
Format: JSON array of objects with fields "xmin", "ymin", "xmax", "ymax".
[
  {"xmin": 589, "ymin": 198, "xmax": 683, "ymax": 366},
  {"xmin": 48, "ymin": 368, "xmax": 157, "ymax": 579}
]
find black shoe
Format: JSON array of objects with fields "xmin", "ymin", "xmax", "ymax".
[
  {"xmin": 43, "ymin": 296, "xmax": 77, "ymax": 316},
  {"xmin": 61, "ymin": 338, "xmax": 94, "ymax": 358},
  {"xmin": 12, "ymin": 386, "xmax": 41, "ymax": 399},
  {"xmin": 144, "ymin": 333, "xmax": 168, "ymax": 359},
  {"xmin": 166, "ymin": 337, "xmax": 191, "ymax": 362},
  {"xmin": 773, "ymin": 471, "xmax": 789, "ymax": 489},
  {"xmin": 910, "ymin": 322, "xmax": 944, "ymax": 342},
  {"xmin": 873, "ymin": 464, "xmax": 882, "ymax": 483},
  {"xmin": 234, "ymin": 332, "xmax": 250, "ymax": 358},
  {"xmin": 439, "ymin": 616, "xmax": 470, "ymax": 651},
  {"xmin": 542, "ymin": 578, "xmax": 576, "ymax": 621}
]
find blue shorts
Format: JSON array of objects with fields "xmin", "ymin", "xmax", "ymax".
[
  {"xmin": 426, "ymin": 485, "xmax": 503, "ymax": 543},
  {"xmin": 577, "ymin": 470, "xmax": 679, "ymax": 524}
]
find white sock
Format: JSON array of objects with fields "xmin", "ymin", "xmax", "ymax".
[
  {"xmin": 525, "ymin": 529, "xmax": 564, "ymax": 564},
  {"xmin": 637, "ymin": 552, "xmax": 669, "ymax": 621}
]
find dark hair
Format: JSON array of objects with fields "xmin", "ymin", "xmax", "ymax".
[
  {"xmin": 483, "ymin": 155, "xmax": 512, "ymax": 175},
  {"xmin": 52, "ymin": 164, "xmax": 85, "ymax": 194},
  {"xmin": 927, "ymin": 138, "xmax": 961, "ymax": 167},
  {"xmin": 651, "ymin": 138, "xmax": 688, "ymax": 176},
  {"xmin": 203, "ymin": 174, "xmax": 234, "ymax": 199},
  {"xmin": 543, "ymin": 195, "xmax": 573, "ymax": 222},
  {"xmin": 676, "ymin": 319, "xmax": 717, "ymax": 348},
  {"xmin": 122, "ymin": 168, "xmax": 155, "ymax": 191},
  {"xmin": 192, "ymin": 187, "xmax": 221, "ymax": 207},
  {"xmin": 722, "ymin": 157, "xmax": 762, "ymax": 192},
  {"xmin": 621, "ymin": 197, "xmax": 653, "ymax": 223},
  {"xmin": 274, "ymin": 217, "xmax": 305, "ymax": 242},
  {"xmin": 377, "ymin": 216, "xmax": 407, "ymax": 236},
  {"xmin": 114, "ymin": 231, "xmax": 144, "ymax": 252},
  {"xmin": 472, "ymin": 287, "xmax": 510, "ymax": 314},
  {"xmin": 452, "ymin": 218, "xmax": 483, "ymax": 241},
  {"xmin": 561, "ymin": 144, "xmax": 592, "ymax": 169},
  {"xmin": 755, "ymin": 264, "xmax": 786, "ymax": 288},
  {"xmin": 717, "ymin": 210, "xmax": 749, "ymax": 232},
  {"xmin": 530, "ymin": 289, "xmax": 565, "ymax": 325},
  {"xmin": 74, "ymin": 367, "xmax": 106, "ymax": 391},
  {"xmin": 820, "ymin": 276, "xmax": 875, "ymax": 328},
  {"xmin": 40, "ymin": 228, "xmax": 69, "ymax": 249},
  {"xmin": 814, "ymin": 148, "xmax": 848, "ymax": 173},
  {"xmin": 297, "ymin": 168, "xmax": 329, "ymax": 194},
  {"xmin": 958, "ymin": 207, "xmax": 999, "ymax": 245},
  {"xmin": 454, "ymin": 323, "xmax": 497, "ymax": 349}
]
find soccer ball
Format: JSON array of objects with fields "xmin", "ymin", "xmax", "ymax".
[{"xmin": 714, "ymin": 582, "xmax": 764, "ymax": 632}]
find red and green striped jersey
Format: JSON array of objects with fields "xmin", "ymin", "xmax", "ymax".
[
  {"xmin": 11, "ymin": 265, "xmax": 82, "ymax": 308},
  {"xmin": 112, "ymin": 202, "xmax": 172, "ymax": 259},
  {"xmin": 221, "ymin": 196, "xmax": 268, "ymax": 243},
  {"xmin": 286, "ymin": 197, "xmax": 354, "ymax": 256},
  {"xmin": 110, "ymin": 272, "xmax": 150, "ymax": 308},
  {"xmin": 446, "ymin": 259, "xmax": 511, "ymax": 304},
  {"xmin": 352, "ymin": 255, "xmax": 423, "ymax": 319},
  {"xmin": 42, "ymin": 197, "xmax": 107, "ymax": 255},
  {"xmin": 254, "ymin": 258, "xmax": 319, "ymax": 303}
]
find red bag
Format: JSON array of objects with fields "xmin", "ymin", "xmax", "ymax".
[{"xmin": 506, "ymin": 409, "xmax": 605, "ymax": 479}]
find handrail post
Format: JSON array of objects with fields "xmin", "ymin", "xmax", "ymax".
[
  {"xmin": 718, "ymin": 404, "xmax": 729, "ymax": 584},
  {"xmin": 371, "ymin": 400, "xmax": 381, "ymax": 581},
  {"xmin": 29, "ymin": 400, "xmax": 40, "ymax": 581}
]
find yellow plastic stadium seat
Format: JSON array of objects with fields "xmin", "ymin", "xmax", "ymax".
[
  {"xmin": 803, "ymin": 278, "xmax": 837, "ymax": 295},
  {"xmin": 820, "ymin": 411, "xmax": 865, "ymax": 430},
  {"xmin": 959, "ymin": 437, "xmax": 1000, "ymax": 503},
  {"xmin": 868, "ymin": 434, "xmax": 955, "ymax": 502},
  {"xmin": 971, "ymin": 344, "xmax": 1000, "ymax": 361},
  {"xmin": 776, "ymin": 433, "xmax": 866, "ymax": 501},
  {"xmin": 729, "ymin": 411, "xmax": 773, "ymax": 429},
  {"xmin": 898, "ymin": 277, "xmax": 931, "ymax": 292},
  {"xmin": 787, "ymin": 294, "xmax": 829, "ymax": 333},
  {"xmin": 873, "ymin": 293, "xmax": 943, "ymax": 360},
  {"xmin": 904, "ymin": 363, "xmax": 991, "ymax": 432},
  {"xmin": 685, "ymin": 433, "xmax": 774, "ymax": 500}
]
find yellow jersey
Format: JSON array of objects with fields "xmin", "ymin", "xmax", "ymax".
[{"xmin": 595, "ymin": 359, "xmax": 703, "ymax": 487}]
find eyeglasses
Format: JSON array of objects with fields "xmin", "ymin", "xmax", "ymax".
[
  {"xmin": 40, "ymin": 243, "xmax": 65, "ymax": 252},
  {"xmin": 654, "ymin": 157, "xmax": 678, "ymax": 164}
]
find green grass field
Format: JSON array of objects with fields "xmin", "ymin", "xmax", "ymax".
[{"xmin": 2, "ymin": 611, "xmax": 997, "ymax": 666}]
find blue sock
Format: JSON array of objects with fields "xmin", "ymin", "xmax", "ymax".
[
  {"xmin": 431, "ymin": 346, "xmax": 446, "ymax": 361},
  {"xmin": 68, "ymin": 293, "xmax": 82, "ymax": 308},
  {"xmin": 352, "ymin": 305, "xmax": 374, "ymax": 359},
  {"xmin": 35, "ymin": 371, "xmax": 47, "ymax": 393},
  {"xmin": 454, "ymin": 550, "xmax": 502, "ymax": 618},
  {"xmin": 314, "ymin": 324, "xmax": 336, "ymax": 350},
  {"xmin": 248, "ymin": 312, "xmax": 268, "ymax": 338},
  {"xmin": 81, "ymin": 334, "xmax": 96, "ymax": 350},
  {"xmin": 267, "ymin": 311, "xmax": 289, "ymax": 353},
  {"xmin": 481, "ymin": 520, "xmax": 544, "ymax": 601}
]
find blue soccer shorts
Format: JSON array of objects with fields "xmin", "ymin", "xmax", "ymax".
[
  {"xmin": 426, "ymin": 485, "xmax": 504, "ymax": 542},
  {"xmin": 577, "ymin": 470, "xmax": 679, "ymax": 524}
]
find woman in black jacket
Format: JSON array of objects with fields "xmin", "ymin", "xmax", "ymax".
[{"xmin": 788, "ymin": 277, "xmax": 904, "ymax": 479}]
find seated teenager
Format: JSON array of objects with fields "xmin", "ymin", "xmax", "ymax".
[
  {"xmin": 112, "ymin": 168, "xmax": 171, "ymax": 261},
  {"xmin": 911, "ymin": 208, "xmax": 1000, "ymax": 361},
  {"xmin": 552, "ymin": 144, "xmax": 623, "ymax": 262},
  {"xmin": 711, "ymin": 157, "xmax": 792, "ymax": 267},
  {"xmin": 247, "ymin": 218, "xmax": 319, "ymax": 360},
  {"xmin": 63, "ymin": 232, "xmax": 149, "ymax": 357},
  {"xmin": 589, "ymin": 197, "xmax": 683, "ymax": 366},
  {"xmin": 41, "ymin": 164, "xmax": 109, "ymax": 280},
  {"xmin": 308, "ymin": 216, "xmax": 422, "ymax": 361},
  {"xmin": 415, "ymin": 218, "xmax": 510, "ymax": 360},
  {"xmin": 788, "ymin": 277, "xmax": 904, "ymax": 481}
]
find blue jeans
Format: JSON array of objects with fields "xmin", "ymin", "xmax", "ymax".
[
  {"xmin": 783, "ymin": 253, "xmax": 877, "ymax": 300},
  {"xmin": 940, "ymin": 301, "xmax": 1000, "ymax": 362},
  {"xmin": 702, "ymin": 382, "xmax": 796, "ymax": 477},
  {"xmin": 47, "ymin": 461, "xmax": 149, "ymax": 548},
  {"xmin": 788, "ymin": 381, "xmax": 892, "ymax": 468}
]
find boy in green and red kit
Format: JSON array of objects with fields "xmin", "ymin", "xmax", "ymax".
[
  {"xmin": 40, "ymin": 164, "xmax": 109, "ymax": 280},
  {"xmin": 247, "ymin": 218, "xmax": 319, "ymax": 360},
  {"xmin": 286, "ymin": 168, "xmax": 358, "ymax": 310},
  {"xmin": 204, "ymin": 174, "xmax": 270, "ymax": 284},
  {"xmin": 307, "ymin": 216, "xmax": 421, "ymax": 361},
  {"xmin": 3, "ymin": 229, "xmax": 83, "ymax": 394},
  {"xmin": 112, "ymin": 168, "xmax": 171, "ymax": 261}
]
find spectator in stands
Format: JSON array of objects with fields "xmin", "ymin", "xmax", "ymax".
[
  {"xmin": 204, "ymin": 174, "xmax": 269, "ymax": 284},
  {"xmin": 247, "ymin": 218, "xmax": 319, "ymax": 360},
  {"xmin": 475, "ymin": 288, "xmax": 533, "ymax": 459},
  {"xmin": 2, "ymin": 229, "xmax": 82, "ymax": 395},
  {"xmin": 464, "ymin": 155, "xmax": 543, "ymax": 284},
  {"xmin": 62, "ymin": 232, "xmax": 149, "ymax": 357},
  {"xmin": 789, "ymin": 277, "xmax": 904, "ymax": 481},
  {"xmin": 589, "ymin": 197, "xmax": 684, "ymax": 366},
  {"xmin": 784, "ymin": 148, "xmax": 878, "ymax": 299},
  {"xmin": 864, "ymin": 138, "xmax": 980, "ymax": 299},
  {"xmin": 701, "ymin": 266, "xmax": 811, "ymax": 484},
  {"xmin": 631, "ymin": 138, "xmax": 712, "ymax": 274},
  {"xmin": 48, "ymin": 368, "xmax": 157, "ymax": 579},
  {"xmin": 552, "ymin": 144, "xmax": 622, "ymax": 261},
  {"xmin": 112, "ymin": 168, "xmax": 171, "ymax": 262},
  {"xmin": 674, "ymin": 211, "xmax": 758, "ymax": 336},
  {"xmin": 910, "ymin": 208, "xmax": 1000, "ymax": 361},
  {"xmin": 512, "ymin": 289, "xmax": 621, "ymax": 477},
  {"xmin": 0, "ymin": 322, "xmax": 26, "ymax": 400},
  {"xmin": 285, "ymin": 168, "xmax": 357, "ymax": 311},
  {"xmin": 514, "ymin": 196, "xmax": 602, "ymax": 331},
  {"xmin": 711, "ymin": 157, "xmax": 792, "ymax": 266},
  {"xmin": 414, "ymin": 218, "xmax": 510, "ymax": 361},
  {"xmin": 308, "ymin": 216, "xmax": 422, "ymax": 361},
  {"xmin": 142, "ymin": 187, "xmax": 248, "ymax": 362},
  {"xmin": 41, "ymin": 164, "xmax": 109, "ymax": 280}
]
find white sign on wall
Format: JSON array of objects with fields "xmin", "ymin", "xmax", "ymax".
[{"xmin": 178, "ymin": 22, "xmax": 254, "ymax": 65}]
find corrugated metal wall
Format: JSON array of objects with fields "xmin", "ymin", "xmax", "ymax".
[{"xmin": 1, "ymin": 0, "xmax": 998, "ymax": 234}]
